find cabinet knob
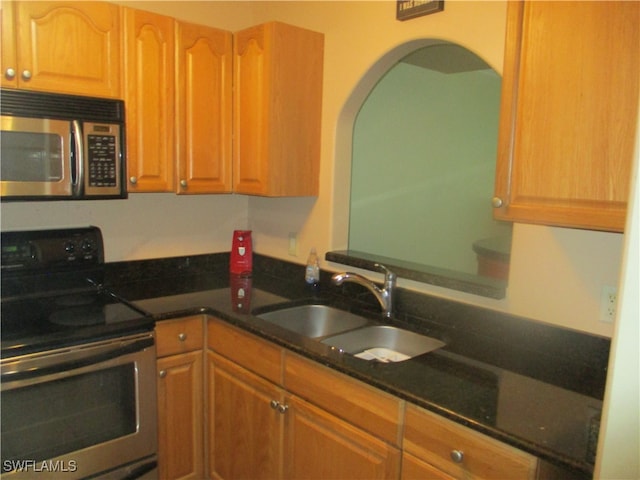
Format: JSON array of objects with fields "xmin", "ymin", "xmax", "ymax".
[
  {"xmin": 491, "ymin": 196, "xmax": 503, "ymax": 208},
  {"xmin": 180, "ymin": 179, "xmax": 188, "ymax": 188},
  {"xmin": 159, "ymin": 370, "xmax": 167, "ymax": 378},
  {"xmin": 269, "ymin": 400, "xmax": 288, "ymax": 414},
  {"xmin": 21, "ymin": 70, "xmax": 32, "ymax": 80},
  {"xmin": 129, "ymin": 176, "xmax": 138, "ymax": 185},
  {"xmin": 5, "ymin": 68, "xmax": 16, "ymax": 80},
  {"xmin": 178, "ymin": 333, "xmax": 187, "ymax": 342},
  {"xmin": 450, "ymin": 450, "xmax": 464, "ymax": 464}
]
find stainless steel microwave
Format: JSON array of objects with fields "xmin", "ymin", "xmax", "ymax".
[{"xmin": 1, "ymin": 89, "xmax": 127, "ymax": 201}]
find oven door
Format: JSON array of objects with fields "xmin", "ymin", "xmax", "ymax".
[
  {"xmin": 0, "ymin": 332, "xmax": 157, "ymax": 479},
  {"xmin": 0, "ymin": 116, "xmax": 74, "ymax": 198}
]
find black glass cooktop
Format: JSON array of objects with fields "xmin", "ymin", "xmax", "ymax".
[{"xmin": 0, "ymin": 290, "xmax": 153, "ymax": 358}]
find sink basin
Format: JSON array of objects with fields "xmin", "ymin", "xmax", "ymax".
[
  {"xmin": 255, "ymin": 304, "xmax": 369, "ymax": 338},
  {"xmin": 321, "ymin": 325, "xmax": 445, "ymax": 362}
]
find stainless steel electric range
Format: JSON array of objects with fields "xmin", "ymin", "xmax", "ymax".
[{"xmin": 1, "ymin": 227, "xmax": 158, "ymax": 480}]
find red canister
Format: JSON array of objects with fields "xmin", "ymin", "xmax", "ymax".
[{"xmin": 230, "ymin": 230, "xmax": 252, "ymax": 274}]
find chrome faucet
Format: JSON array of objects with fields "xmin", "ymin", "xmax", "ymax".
[{"xmin": 331, "ymin": 263, "xmax": 397, "ymax": 318}]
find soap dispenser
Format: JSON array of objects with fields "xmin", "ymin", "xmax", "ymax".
[{"xmin": 305, "ymin": 248, "xmax": 320, "ymax": 288}]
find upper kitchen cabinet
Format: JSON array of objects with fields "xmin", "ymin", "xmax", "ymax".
[
  {"xmin": 124, "ymin": 10, "xmax": 232, "ymax": 194},
  {"xmin": 176, "ymin": 21, "xmax": 233, "ymax": 194},
  {"xmin": 493, "ymin": 1, "xmax": 639, "ymax": 232},
  {"xmin": 233, "ymin": 22, "xmax": 324, "ymax": 196},
  {"xmin": 124, "ymin": 8, "xmax": 175, "ymax": 192},
  {"xmin": 1, "ymin": 1, "xmax": 121, "ymax": 98}
]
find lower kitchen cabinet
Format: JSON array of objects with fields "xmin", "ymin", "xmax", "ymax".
[
  {"xmin": 158, "ymin": 315, "xmax": 552, "ymax": 480},
  {"xmin": 155, "ymin": 316, "xmax": 205, "ymax": 480},
  {"xmin": 403, "ymin": 403, "xmax": 538, "ymax": 480},
  {"xmin": 206, "ymin": 317, "xmax": 400, "ymax": 479},
  {"xmin": 207, "ymin": 351, "xmax": 285, "ymax": 479},
  {"xmin": 285, "ymin": 394, "xmax": 401, "ymax": 479}
]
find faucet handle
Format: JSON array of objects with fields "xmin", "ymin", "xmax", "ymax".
[{"xmin": 374, "ymin": 263, "xmax": 397, "ymax": 282}]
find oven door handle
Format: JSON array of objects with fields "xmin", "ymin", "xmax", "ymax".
[{"xmin": 1, "ymin": 335, "xmax": 154, "ymax": 384}]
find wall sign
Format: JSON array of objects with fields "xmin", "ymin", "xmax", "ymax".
[{"xmin": 396, "ymin": 0, "xmax": 444, "ymax": 21}]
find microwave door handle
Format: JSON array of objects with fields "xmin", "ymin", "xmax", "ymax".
[{"xmin": 71, "ymin": 120, "xmax": 84, "ymax": 196}]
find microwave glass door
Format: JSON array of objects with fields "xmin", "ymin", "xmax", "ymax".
[{"xmin": 0, "ymin": 116, "xmax": 72, "ymax": 197}]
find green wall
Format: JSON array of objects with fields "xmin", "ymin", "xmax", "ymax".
[{"xmin": 350, "ymin": 60, "xmax": 511, "ymax": 274}]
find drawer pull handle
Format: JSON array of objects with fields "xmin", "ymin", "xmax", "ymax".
[
  {"xmin": 450, "ymin": 450, "xmax": 464, "ymax": 464},
  {"xmin": 178, "ymin": 333, "xmax": 187, "ymax": 341},
  {"xmin": 159, "ymin": 370, "xmax": 167, "ymax": 378}
]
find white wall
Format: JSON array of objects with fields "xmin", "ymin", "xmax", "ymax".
[
  {"xmin": 0, "ymin": 194, "xmax": 248, "ymax": 262},
  {"xmin": 0, "ymin": 1, "xmax": 626, "ymax": 338},
  {"xmin": 594, "ymin": 103, "xmax": 640, "ymax": 480}
]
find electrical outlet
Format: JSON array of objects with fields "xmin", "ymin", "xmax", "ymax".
[
  {"xmin": 288, "ymin": 232, "xmax": 298, "ymax": 257},
  {"xmin": 600, "ymin": 286, "xmax": 617, "ymax": 323}
]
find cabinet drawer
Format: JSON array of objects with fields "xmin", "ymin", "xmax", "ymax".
[
  {"xmin": 207, "ymin": 318, "xmax": 283, "ymax": 385},
  {"xmin": 155, "ymin": 316, "xmax": 204, "ymax": 357},
  {"xmin": 404, "ymin": 404, "xmax": 538, "ymax": 480},
  {"xmin": 284, "ymin": 352, "xmax": 402, "ymax": 446}
]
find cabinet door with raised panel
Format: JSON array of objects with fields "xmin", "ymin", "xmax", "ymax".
[
  {"xmin": 1, "ymin": 2, "xmax": 17, "ymax": 89},
  {"xmin": 233, "ymin": 22, "xmax": 323, "ymax": 196},
  {"xmin": 157, "ymin": 350, "xmax": 204, "ymax": 480},
  {"xmin": 207, "ymin": 351, "xmax": 284, "ymax": 480},
  {"xmin": 284, "ymin": 395, "xmax": 401, "ymax": 480},
  {"xmin": 494, "ymin": 1, "xmax": 639, "ymax": 232},
  {"xmin": 123, "ymin": 8, "xmax": 175, "ymax": 193},
  {"xmin": 175, "ymin": 21, "xmax": 232, "ymax": 194},
  {"xmin": 11, "ymin": 1, "xmax": 121, "ymax": 97}
]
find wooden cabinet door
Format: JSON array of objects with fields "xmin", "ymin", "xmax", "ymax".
[
  {"xmin": 494, "ymin": 1, "xmax": 639, "ymax": 232},
  {"xmin": 233, "ymin": 22, "xmax": 323, "ymax": 196},
  {"xmin": 401, "ymin": 453, "xmax": 456, "ymax": 480},
  {"xmin": 175, "ymin": 21, "xmax": 232, "ymax": 194},
  {"xmin": 207, "ymin": 352, "xmax": 284, "ymax": 480},
  {"xmin": 123, "ymin": 8, "xmax": 175, "ymax": 192},
  {"xmin": 1, "ymin": 1, "xmax": 17, "ymax": 88},
  {"xmin": 12, "ymin": 1, "xmax": 121, "ymax": 97},
  {"xmin": 284, "ymin": 395, "xmax": 401, "ymax": 480},
  {"xmin": 157, "ymin": 351, "xmax": 204, "ymax": 480}
]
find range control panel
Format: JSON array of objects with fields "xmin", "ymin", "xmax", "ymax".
[{"xmin": 1, "ymin": 227, "xmax": 104, "ymax": 271}]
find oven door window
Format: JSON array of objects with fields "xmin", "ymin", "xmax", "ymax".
[{"xmin": 1, "ymin": 364, "xmax": 136, "ymax": 463}]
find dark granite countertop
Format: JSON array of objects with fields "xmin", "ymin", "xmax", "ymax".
[{"xmin": 106, "ymin": 253, "xmax": 608, "ymax": 478}]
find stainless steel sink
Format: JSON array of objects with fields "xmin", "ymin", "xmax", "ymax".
[
  {"xmin": 321, "ymin": 325, "xmax": 445, "ymax": 362},
  {"xmin": 255, "ymin": 304, "xmax": 369, "ymax": 338}
]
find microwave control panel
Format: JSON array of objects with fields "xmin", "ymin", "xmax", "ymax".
[
  {"xmin": 86, "ymin": 124, "xmax": 119, "ymax": 187},
  {"xmin": 83, "ymin": 122, "xmax": 122, "ymax": 195}
]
